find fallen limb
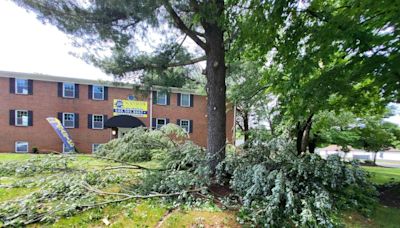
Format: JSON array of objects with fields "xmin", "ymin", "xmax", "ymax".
[
  {"xmin": 103, "ymin": 165, "xmax": 149, "ymax": 171},
  {"xmin": 81, "ymin": 182, "xmax": 206, "ymax": 199}
]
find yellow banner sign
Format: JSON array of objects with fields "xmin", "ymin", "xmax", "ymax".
[{"xmin": 113, "ymin": 99, "xmax": 148, "ymax": 117}]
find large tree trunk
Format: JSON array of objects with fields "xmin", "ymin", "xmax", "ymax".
[{"xmin": 203, "ymin": 1, "xmax": 226, "ymax": 174}]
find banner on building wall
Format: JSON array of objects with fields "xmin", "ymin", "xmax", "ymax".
[
  {"xmin": 46, "ymin": 117, "xmax": 75, "ymax": 152},
  {"xmin": 113, "ymin": 99, "xmax": 148, "ymax": 117}
]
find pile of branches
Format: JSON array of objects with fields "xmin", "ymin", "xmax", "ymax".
[
  {"xmin": 0, "ymin": 125, "xmax": 212, "ymax": 226},
  {"xmin": 0, "ymin": 128, "xmax": 378, "ymax": 227},
  {"xmin": 217, "ymin": 138, "xmax": 377, "ymax": 227},
  {"xmin": 95, "ymin": 125, "xmax": 188, "ymax": 162}
]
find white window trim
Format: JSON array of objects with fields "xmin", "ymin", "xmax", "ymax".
[
  {"xmin": 62, "ymin": 112, "xmax": 75, "ymax": 128},
  {"xmin": 92, "ymin": 85, "xmax": 105, "ymax": 100},
  {"xmin": 15, "ymin": 110, "xmax": 29, "ymax": 127},
  {"xmin": 92, "ymin": 114, "xmax": 104, "ymax": 129},
  {"xmin": 180, "ymin": 93, "xmax": 191, "ymax": 107},
  {"xmin": 62, "ymin": 82, "xmax": 75, "ymax": 98},
  {"xmin": 92, "ymin": 144, "xmax": 101, "ymax": 153},
  {"xmin": 156, "ymin": 91, "xmax": 167, "ymax": 105},
  {"xmin": 62, "ymin": 143, "xmax": 75, "ymax": 153},
  {"xmin": 15, "ymin": 141, "xmax": 29, "ymax": 153},
  {"xmin": 15, "ymin": 78, "xmax": 29, "ymax": 95},
  {"xmin": 180, "ymin": 119, "xmax": 190, "ymax": 133},
  {"xmin": 156, "ymin": 118, "xmax": 166, "ymax": 129}
]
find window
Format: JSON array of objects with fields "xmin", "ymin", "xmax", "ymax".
[
  {"xmin": 92, "ymin": 144, "xmax": 102, "ymax": 152},
  {"xmin": 15, "ymin": 79, "xmax": 29, "ymax": 94},
  {"xmin": 62, "ymin": 113, "xmax": 75, "ymax": 128},
  {"xmin": 92, "ymin": 85, "xmax": 104, "ymax": 100},
  {"xmin": 180, "ymin": 93, "xmax": 191, "ymax": 107},
  {"xmin": 63, "ymin": 143, "xmax": 75, "ymax": 153},
  {"xmin": 156, "ymin": 118, "xmax": 166, "ymax": 129},
  {"xmin": 15, "ymin": 141, "xmax": 29, "ymax": 153},
  {"xmin": 179, "ymin": 120, "xmax": 190, "ymax": 133},
  {"xmin": 63, "ymin": 83, "xmax": 75, "ymax": 98},
  {"xmin": 16, "ymin": 110, "xmax": 29, "ymax": 126},
  {"xmin": 92, "ymin": 115, "xmax": 104, "ymax": 129},
  {"xmin": 156, "ymin": 91, "xmax": 167, "ymax": 105}
]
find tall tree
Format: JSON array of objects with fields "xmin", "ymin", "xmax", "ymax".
[
  {"xmin": 232, "ymin": 0, "xmax": 399, "ymax": 154},
  {"xmin": 14, "ymin": 0, "xmax": 229, "ymax": 173}
]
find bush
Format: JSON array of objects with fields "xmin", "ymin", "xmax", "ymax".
[
  {"xmin": 218, "ymin": 139, "xmax": 377, "ymax": 227},
  {"xmin": 95, "ymin": 125, "xmax": 187, "ymax": 162},
  {"xmin": 31, "ymin": 146, "xmax": 39, "ymax": 154}
]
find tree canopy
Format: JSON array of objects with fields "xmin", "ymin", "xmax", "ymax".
[{"xmin": 231, "ymin": 0, "xmax": 399, "ymax": 153}]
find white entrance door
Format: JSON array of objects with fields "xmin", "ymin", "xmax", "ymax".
[{"xmin": 118, "ymin": 128, "xmax": 131, "ymax": 138}]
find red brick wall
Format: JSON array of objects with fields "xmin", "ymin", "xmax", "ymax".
[{"xmin": 0, "ymin": 77, "xmax": 234, "ymax": 153}]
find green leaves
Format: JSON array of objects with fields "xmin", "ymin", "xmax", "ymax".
[
  {"xmin": 223, "ymin": 140, "xmax": 377, "ymax": 226},
  {"xmin": 232, "ymin": 0, "xmax": 399, "ymax": 129}
]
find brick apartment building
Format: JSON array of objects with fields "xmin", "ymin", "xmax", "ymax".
[{"xmin": 0, "ymin": 71, "xmax": 235, "ymax": 153}]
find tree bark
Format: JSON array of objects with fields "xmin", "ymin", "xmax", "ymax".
[
  {"xmin": 202, "ymin": 0, "xmax": 226, "ymax": 174},
  {"xmin": 243, "ymin": 111, "xmax": 250, "ymax": 143},
  {"xmin": 373, "ymin": 152, "xmax": 378, "ymax": 165},
  {"xmin": 296, "ymin": 114, "xmax": 314, "ymax": 155}
]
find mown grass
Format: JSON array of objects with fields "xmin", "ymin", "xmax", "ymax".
[
  {"xmin": 0, "ymin": 153, "xmax": 238, "ymax": 227},
  {"xmin": 363, "ymin": 166, "xmax": 400, "ymax": 184},
  {"xmin": 342, "ymin": 165, "xmax": 400, "ymax": 227}
]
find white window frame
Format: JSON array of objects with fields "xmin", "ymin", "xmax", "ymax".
[
  {"xmin": 62, "ymin": 82, "xmax": 75, "ymax": 98},
  {"xmin": 92, "ymin": 85, "xmax": 104, "ymax": 100},
  {"xmin": 15, "ymin": 141, "xmax": 29, "ymax": 153},
  {"xmin": 15, "ymin": 110, "xmax": 29, "ymax": 127},
  {"xmin": 179, "ymin": 119, "xmax": 190, "ymax": 133},
  {"xmin": 62, "ymin": 143, "xmax": 75, "ymax": 153},
  {"xmin": 15, "ymin": 78, "xmax": 29, "ymax": 95},
  {"xmin": 156, "ymin": 118, "xmax": 166, "ymax": 129},
  {"xmin": 156, "ymin": 91, "xmax": 167, "ymax": 105},
  {"xmin": 92, "ymin": 144, "xmax": 101, "ymax": 153},
  {"xmin": 62, "ymin": 113, "xmax": 75, "ymax": 128},
  {"xmin": 92, "ymin": 114, "xmax": 104, "ymax": 129},
  {"xmin": 180, "ymin": 93, "xmax": 191, "ymax": 107}
]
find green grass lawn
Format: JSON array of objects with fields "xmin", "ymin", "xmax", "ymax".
[
  {"xmin": 1, "ymin": 153, "xmax": 400, "ymax": 227},
  {"xmin": 0, "ymin": 153, "xmax": 238, "ymax": 227},
  {"xmin": 342, "ymin": 165, "xmax": 400, "ymax": 228},
  {"xmin": 363, "ymin": 166, "xmax": 400, "ymax": 184}
]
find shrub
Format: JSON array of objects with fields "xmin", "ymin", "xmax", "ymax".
[
  {"xmin": 31, "ymin": 146, "xmax": 39, "ymax": 154},
  {"xmin": 218, "ymin": 139, "xmax": 377, "ymax": 227}
]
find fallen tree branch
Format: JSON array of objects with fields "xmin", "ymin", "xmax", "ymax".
[
  {"xmin": 81, "ymin": 182, "xmax": 206, "ymax": 200},
  {"xmin": 103, "ymin": 165, "xmax": 149, "ymax": 171},
  {"xmin": 93, "ymin": 155, "xmax": 154, "ymax": 170}
]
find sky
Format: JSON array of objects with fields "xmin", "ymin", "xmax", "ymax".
[
  {"xmin": 0, "ymin": 0, "xmax": 399, "ymax": 125},
  {"xmin": 0, "ymin": 0, "xmax": 110, "ymax": 80}
]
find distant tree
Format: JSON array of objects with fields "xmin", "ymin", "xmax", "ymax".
[
  {"xmin": 382, "ymin": 122, "xmax": 400, "ymax": 149},
  {"xmin": 227, "ymin": 62, "xmax": 271, "ymax": 144},
  {"xmin": 313, "ymin": 111, "xmax": 361, "ymax": 155},
  {"xmin": 357, "ymin": 118, "xmax": 395, "ymax": 165}
]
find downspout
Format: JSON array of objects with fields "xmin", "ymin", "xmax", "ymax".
[
  {"xmin": 149, "ymin": 88, "xmax": 153, "ymax": 130},
  {"xmin": 233, "ymin": 102, "xmax": 237, "ymax": 146}
]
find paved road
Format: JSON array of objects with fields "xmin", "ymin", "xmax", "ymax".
[{"xmin": 376, "ymin": 161, "xmax": 400, "ymax": 168}]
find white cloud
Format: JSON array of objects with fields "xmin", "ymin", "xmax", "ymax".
[{"xmin": 0, "ymin": 1, "xmax": 110, "ymax": 80}]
